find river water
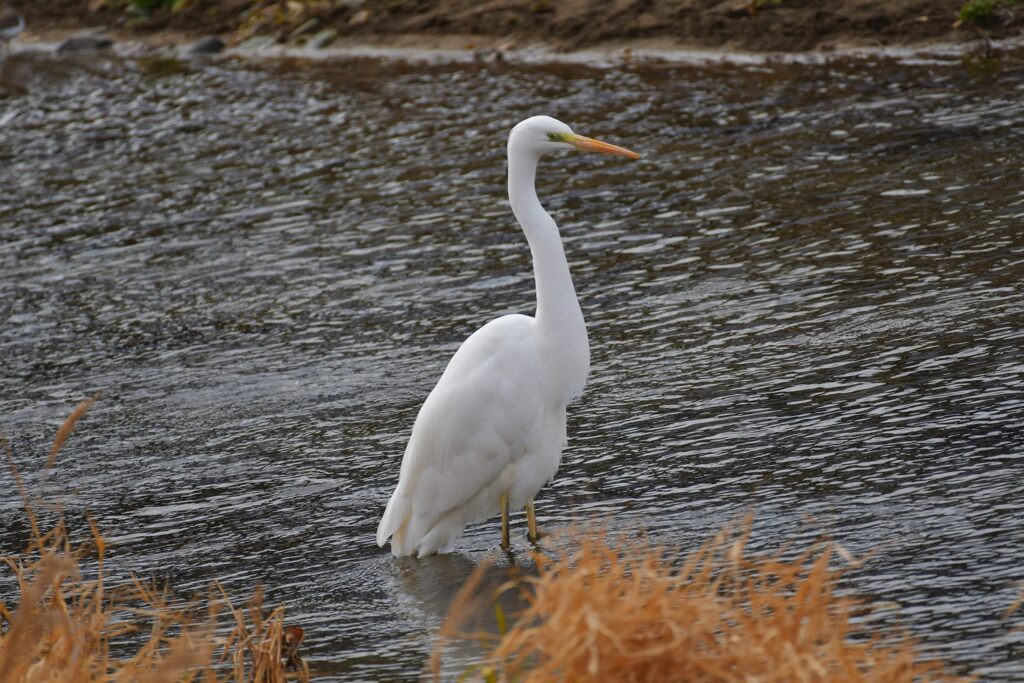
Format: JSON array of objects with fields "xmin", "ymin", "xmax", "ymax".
[{"xmin": 1, "ymin": 45, "xmax": 1023, "ymax": 680}]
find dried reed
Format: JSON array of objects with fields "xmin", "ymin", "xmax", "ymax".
[
  {"xmin": 1, "ymin": 401, "xmax": 310, "ymax": 683},
  {"xmin": 438, "ymin": 523, "xmax": 969, "ymax": 682}
]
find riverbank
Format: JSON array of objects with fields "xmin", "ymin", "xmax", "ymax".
[{"xmin": 9, "ymin": 0, "xmax": 1024, "ymax": 54}]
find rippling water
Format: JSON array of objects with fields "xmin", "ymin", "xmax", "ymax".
[{"xmin": 2, "ymin": 46, "xmax": 1023, "ymax": 679}]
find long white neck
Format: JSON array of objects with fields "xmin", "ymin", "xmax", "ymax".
[{"xmin": 507, "ymin": 147, "xmax": 584, "ymax": 333}]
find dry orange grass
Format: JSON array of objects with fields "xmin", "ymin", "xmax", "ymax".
[
  {"xmin": 438, "ymin": 524, "xmax": 969, "ymax": 683},
  {"xmin": 0, "ymin": 399, "xmax": 310, "ymax": 683}
]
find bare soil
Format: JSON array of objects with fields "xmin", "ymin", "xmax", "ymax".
[{"xmin": 13, "ymin": 0, "xmax": 1024, "ymax": 52}]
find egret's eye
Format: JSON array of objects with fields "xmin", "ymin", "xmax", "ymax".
[{"xmin": 547, "ymin": 133, "xmax": 557, "ymax": 141}]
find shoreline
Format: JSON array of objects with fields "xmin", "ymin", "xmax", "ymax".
[
  {"xmin": 8, "ymin": 0, "xmax": 1024, "ymax": 57},
  {"xmin": 10, "ymin": 27, "xmax": 1019, "ymax": 69}
]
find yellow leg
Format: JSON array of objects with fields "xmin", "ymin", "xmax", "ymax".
[
  {"xmin": 526, "ymin": 500, "xmax": 539, "ymax": 543},
  {"xmin": 500, "ymin": 493, "xmax": 510, "ymax": 551}
]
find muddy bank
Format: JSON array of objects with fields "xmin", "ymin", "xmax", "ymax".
[{"xmin": 11, "ymin": 0, "xmax": 1024, "ymax": 53}]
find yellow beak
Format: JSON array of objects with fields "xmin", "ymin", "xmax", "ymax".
[{"xmin": 568, "ymin": 134, "xmax": 640, "ymax": 160}]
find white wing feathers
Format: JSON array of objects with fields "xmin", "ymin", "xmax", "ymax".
[{"xmin": 377, "ymin": 314, "xmax": 546, "ymax": 556}]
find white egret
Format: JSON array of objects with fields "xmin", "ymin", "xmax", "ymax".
[{"xmin": 376, "ymin": 116, "xmax": 639, "ymax": 557}]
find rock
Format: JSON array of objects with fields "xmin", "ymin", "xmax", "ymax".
[
  {"xmin": 56, "ymin": 33, "xmax": 113, "ymax": 54},
  {"xmin": 289, "ymin": 18, "xmax": 321, "ymax": 41},
  {"xmin": 349, "ymin": 9, "xmax": 370, "ymax": 26},
  {"xmin": 341, "ymin": 0, "xmax": 365, "ymax": 7},
  {"xmin": 307, "ymin": 29, "xmax": 338, "ymax": 49},
  {"xmin": 473, "ymin": 48, "xmax": 503, "ymax": 63},
  {"xmin": 0, "ymin": 11, "xmax": 25, "ymax": 44},
  {"xmin": 188, "ymin": 35, "xmax": 225, "ymax": 54},
  {"xmin": 237, "ymin": 35, "xmax": 277, "ymax": 53},
  {"xmin": 725, "ymin": 3, "xmax": 755, "ymax": 19}
]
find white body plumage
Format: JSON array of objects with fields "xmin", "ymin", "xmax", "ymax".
[{"xmin": 376, "ymin": 116, "xmax": 637, "ymax": 557}]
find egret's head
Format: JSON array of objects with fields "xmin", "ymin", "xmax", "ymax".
[{"xmin": 508, "ymin": 115, "xmax": 640, "ymax": 161}]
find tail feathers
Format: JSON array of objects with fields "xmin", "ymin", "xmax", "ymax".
[
  {"xmin": 378, "ymin": 493, "xmax": 472, "ymax": 557},
  {"xmin": 376, "ymin": 492, "xmax": 413, "ymax": 552},
  {"xmin": 377, "ymin": 494, "xmax": 437, "ymax": 557}
]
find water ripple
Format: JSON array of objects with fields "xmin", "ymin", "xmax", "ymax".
[{"xmin": 2, "ymin": 50, "xmax": 1023, "ymax": 680}]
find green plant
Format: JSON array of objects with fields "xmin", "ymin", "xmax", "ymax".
[
  {"xmin": 960, "ymin": 0, "xmax": 997, "ymax": 23},
  {"xmin": 129, "ymin": 0, "xmax": 188, "ymax": 12},
  {"xmin": 958, "ymin": 0, "xmax": 1022, "ymax": 24}
]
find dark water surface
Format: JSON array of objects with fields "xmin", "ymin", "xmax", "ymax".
[{"xmin": 2, "ymin": 47, "xmax": 1023, "ymax": 679}]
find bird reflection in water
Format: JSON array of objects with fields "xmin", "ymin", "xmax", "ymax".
[{"xmin": 394, "ymin": 551, "xmax": 535, "ymax": 675}]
